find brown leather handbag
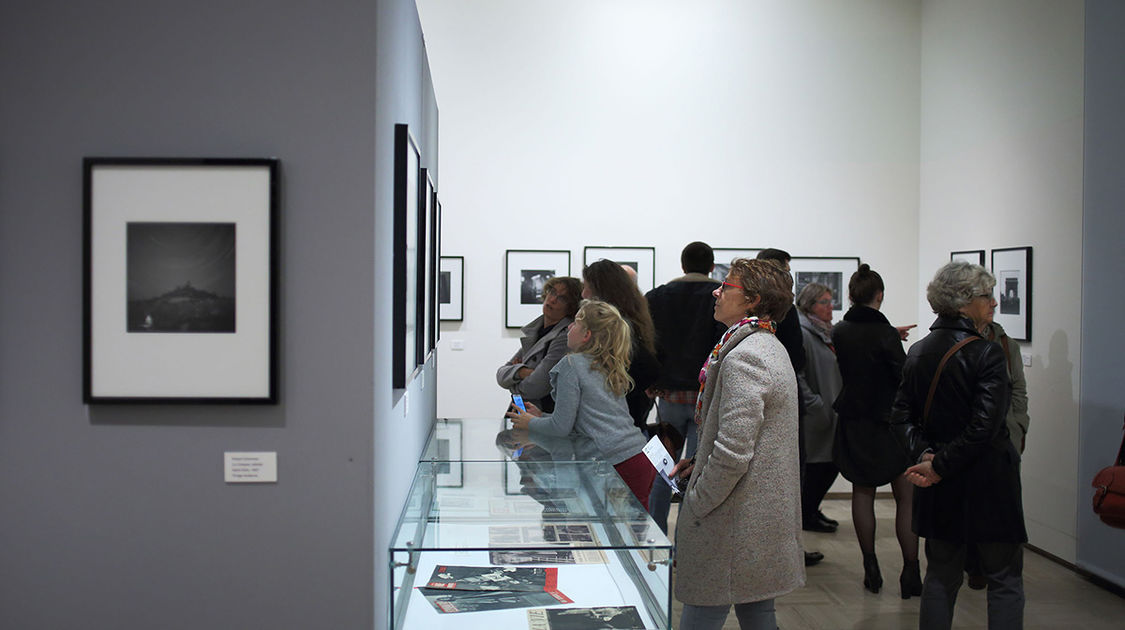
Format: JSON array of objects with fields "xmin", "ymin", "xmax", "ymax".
[{"xmin": 1091, "ymin": 415, "xmax": 1125, "ymax": 529}]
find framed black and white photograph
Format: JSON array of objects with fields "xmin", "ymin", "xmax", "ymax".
[
  {"xmin": 991, "ymin": 246, "xmax": 1032, "ymax": 341},
  {"xmin": 434, "ymin": 419, "xmax": 464, "ymax": 487},
  {"xmin": 788, "ymin": 256, "xmax": 861, "ymax": 314},
  {"xmin": 434, "ymin": 196, "xmax": 443, "ymax": 340},
  {"xmin": 418, "ymin": 168, "xmax": 435, "ymax": 365},
  {"xmin": 951, "ymin": 249, "xmax": 986, "ymax": 266},
  {"xmin": 83, "ymin": 157, "xmax": 278, "ymax": 403},
  {"xmin": 583, "ymin": 246, "xmax": 656, "ymax": 294},
  {"xmin": 439, "ymin": 256, "xmax": 464, "ymax": 321},
  {"xmin": 711, "ymin": 248, "xmax": 764, "ymax": 282},
  {"xmin": 505, "ymin": 250, "xmax": 571, "ymax": 328},
  {"xmin": 429, "ymin": 189, "xmax": 441, "ymax": 345},
  {"xmin": 393, "ymin": 123, "xmax": 421, "ymax": 388}
]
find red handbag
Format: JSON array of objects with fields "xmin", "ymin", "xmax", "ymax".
[{"xmin": 1091, "ymin": 415, "xmax": 1125, "ymax": 529}]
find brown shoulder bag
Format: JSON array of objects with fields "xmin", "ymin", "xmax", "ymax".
[{"xmin": 1091, "ymin": 415, "xmax": 1125, "ymax": 529}]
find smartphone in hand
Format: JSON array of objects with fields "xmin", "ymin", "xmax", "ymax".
[{"xmin": 511, "ymin": 394, "xmax": 527, "ymax": 413}]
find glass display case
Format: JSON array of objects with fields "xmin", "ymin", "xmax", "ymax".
[{"xmin": 392, "ymin": 419, "xmax": 673, "ymax": 629}]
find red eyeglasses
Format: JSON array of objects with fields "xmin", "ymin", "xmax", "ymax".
[{"xmin": 720, "ymin": 281, "xmax": 742, "ymax": 293}]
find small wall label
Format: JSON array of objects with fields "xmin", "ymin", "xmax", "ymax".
[{"xmin": 224, "ymin": 452, "xmax": 278, "ymax": 483}]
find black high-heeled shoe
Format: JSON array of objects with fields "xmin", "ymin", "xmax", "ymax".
[
  {"xmin": 862, "ymin": 553, "xmax": 882, "ymax": 593},
  {"xmin": 900, "ymin": 561, "xmax": 922, "ymax": 599}
]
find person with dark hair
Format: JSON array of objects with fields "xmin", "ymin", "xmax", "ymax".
[
  {"xmin": 755, "ymin": 248, "xmax": 825, "ymax": 566},
  {"xmin": 644, "ymin": 241, "xmax": 725, "ymax": 533},
  {"xmin": 892, "ymin": 261, "xmax": 1025, "ymax": 628},
  {"xmin": 681, "ymin": 241, "xmax": 716, "ymax": 276},
  {"xmin": 754, "ymin": 249, "xmax": 805, "ymax": 377},
  {"xmin": 496, "ymin": 276, "xmax": 582, "ymax": 413},
  {"xmin": 581, "ymin": 260, "xmax": 660, "ymax": 433},
  {"xmin": 672, "ymin": 258, "xmax": 804, "ymax": 630},
  {"xmin": 831, "ymin": 263, "xmax": 920, "ymax": 597}
]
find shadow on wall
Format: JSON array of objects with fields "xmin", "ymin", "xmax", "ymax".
[{"xmin": 1021, "ymin": 330, "xmax": 1077, "ymax": 531}]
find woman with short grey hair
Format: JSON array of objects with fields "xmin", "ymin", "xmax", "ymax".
[
  {"xmin": 925, "ymin": 261, "xmax": 998, "ymax": 318},
  {"xmin": 794, "ymin": 282, "xmax": 842, "ymax": 534},
  {"xmin": 891, "ymin": 261, "xmax": 1026, "ymax": 629}
]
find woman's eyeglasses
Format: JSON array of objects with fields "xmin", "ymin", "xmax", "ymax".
[{"xmin": 720, "ymin": 281, "xmax": 742, "ymax": 293}]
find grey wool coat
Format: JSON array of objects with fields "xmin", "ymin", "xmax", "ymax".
[
  {"xmin": 674, "ymin": 323, "xmax": 806, "ymax": 607},
  {"xmin": 797, "ymin": 311, "xmax": 843, "ymax": 463}
]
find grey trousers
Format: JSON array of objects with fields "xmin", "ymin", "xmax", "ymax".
[
  {"xmin": 680, "ymin": 598, "xmax": 776, "ymax": 630},
  {"xmin": 920, "ymin": 538, "xmax": 1024, "ymax": 630}
]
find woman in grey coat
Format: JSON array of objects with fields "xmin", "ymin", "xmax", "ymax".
[
  {"xmin": 673, "ymin": 258, "xmax": 805, "ymax": 630},
  {"xmin": 795, "ymin": 283, "xmax": 843, "ymax": 532}
]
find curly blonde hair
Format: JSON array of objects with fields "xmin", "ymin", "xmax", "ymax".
[{"xmin": 572, "ymin": 299, "xmax": 634, "ymax": 397}]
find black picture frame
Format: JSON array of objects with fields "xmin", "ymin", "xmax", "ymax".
[
  {"xmin": 428, "ymin": 186, "xmax": 440, "ymax": 348},
  {"xmin": 417, "ymin": 168, "xmax": 435, "ymax": 366},
  {"xmin": 83, "ymin": 157, "xmax": 279, "ymax": 403},
  {"xmin": 439, "ymin": 256, "xmax": 464, "ymax": 321},
  {"xmin": 505, "ymin": 250, "xmax": 571, "ymax": 328},
  {"xmin": 582, "ymin": 246, "xmax": 656, "ymax": 294},
  {"xmin": 393, "ymin": 124, "xmax": 421, "ymax": 389},
  {"xmin": 991, "ymin": 246, "xmax": 1033, "ymax": 342},
  {"xmin": 788, "ymin": 256, "xmax": 861, "ymax": 314},
  {"xmin": 434, "ymin": 197, "xmax": 443, "ymax": 339},
  {"xmin": 951, "ymin": 250, "xmax": 986, "ymax": 265}
]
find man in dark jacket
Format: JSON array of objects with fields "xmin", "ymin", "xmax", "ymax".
[
  {"xmin": 644, "ymin": 241, "xmax": 725, "ymax": 533},
  {"xmin": 757, "ymin": 248, "xmax": 828, "ymax": 566},
  {"xmin": 893, "ymin": 261, "xmax": 1025, "ymax": 630}
]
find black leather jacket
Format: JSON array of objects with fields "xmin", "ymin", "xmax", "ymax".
[
  {"xmin": 891, "ymin": 315, "xmax": 1026, "ymax": 543},
  {"xmin": 890, "ymin": 316, "xmax": 1010, "ymax": 476}
]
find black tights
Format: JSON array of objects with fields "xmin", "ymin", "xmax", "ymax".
[{"xmin": 851, "ymin": 476, "xmax": 918, "ymax": 563}]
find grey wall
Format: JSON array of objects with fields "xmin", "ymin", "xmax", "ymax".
[
  {"xmin": 0, "ymin": 1, "xmax": 437, "ymax": 627},
  {"xmin": 1077, "ymin": 0, "xmax": 1125, "ymax": 587},
  {"xmin": 374, "ymin": 0, "xmax": 442, "ymax": 626}
]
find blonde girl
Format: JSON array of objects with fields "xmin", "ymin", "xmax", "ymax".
[{"xmin": 507, "ymin": 300, "xmax": 655, "ymax": 508}]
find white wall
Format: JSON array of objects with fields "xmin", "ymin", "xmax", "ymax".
[
  {"xmin": 918, "ymin": 0, "xmax": 1084, "ymax": 562},
  {"xmin": 419, "ymin": 0, "xmax": 923, "ymax": 420},
  {"xmin": 419, "ymin": 0, "xmax": 1087, "ymax": 564}
]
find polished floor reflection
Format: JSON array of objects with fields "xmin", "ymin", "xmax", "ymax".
[{"xmin": 668, "ymin": 498, "xmax": 1124, "ymax": 629}]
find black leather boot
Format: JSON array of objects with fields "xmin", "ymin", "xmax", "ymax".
[{"xmin": 862, "ymin": 552, "xmax": 882, "ymax": 593}]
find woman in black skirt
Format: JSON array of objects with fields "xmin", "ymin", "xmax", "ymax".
[{"xmin": 831, "ymin": 264, "xmax": 920, "ymax": 598}]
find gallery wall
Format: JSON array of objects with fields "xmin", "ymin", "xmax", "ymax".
[
  {"xmin": 419, "ymin": 0, "xmax": 923, "ymax": 420},
  {"xmin": 419, "ymin": 0, "xmax": 1101, "ymax": 572},
  {"xmin": 917, "ymin": 0, "xmax": 1084, "ymax": 563},
  {"xmin": 0, "ymin": 0, "xmax": 439, "ymax": 627},
  {"xmin": 374, "ymin": 0, "xmax": 443, "ymax": 625},
  {"xmin": 1077, "ymin": 0, "xmax": 1125, "ymax": 587}
]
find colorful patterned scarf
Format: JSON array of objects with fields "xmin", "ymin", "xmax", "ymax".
[{"xmin": 694, "ymin": 317, "xmax": 777, "ymax": 425}]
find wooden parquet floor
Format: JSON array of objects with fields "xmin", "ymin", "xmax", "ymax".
[{"xmin": 667, "ymin": 498, "xmax": 1124, "ymax": 629}]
